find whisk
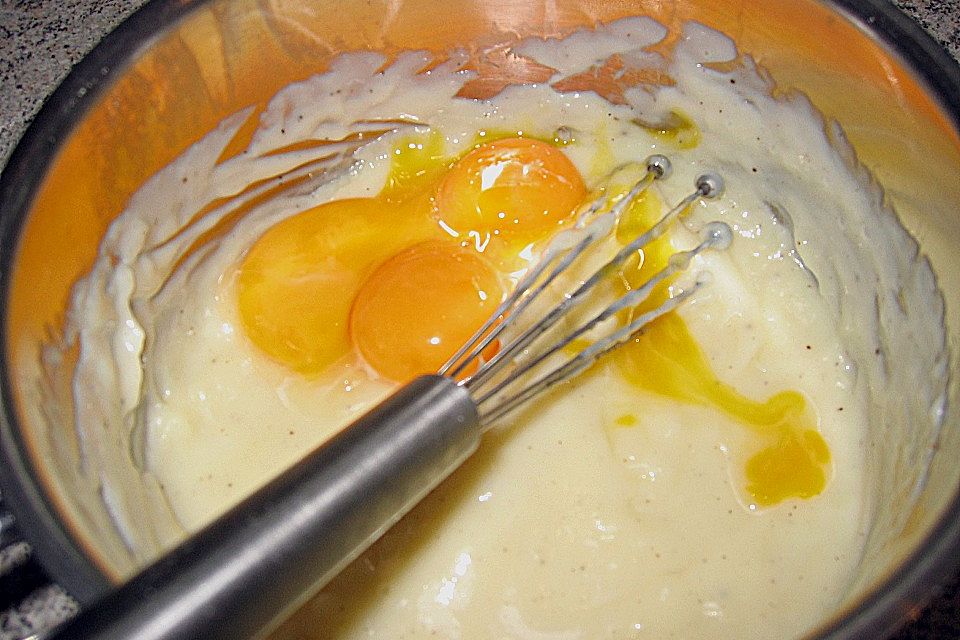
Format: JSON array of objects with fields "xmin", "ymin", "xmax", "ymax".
[{"xmin": 50, "ymin": 156, "xmax": 731, "ymax": 640}]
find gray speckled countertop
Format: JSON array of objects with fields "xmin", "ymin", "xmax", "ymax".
[{"xmin": 0, "ymin": 1, "xmax": 959, "ymax": 639}]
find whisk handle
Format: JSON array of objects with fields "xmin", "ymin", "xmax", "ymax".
[{"xmin": 49, "ymin": 374, "xmax": 480, "ymax": 640}]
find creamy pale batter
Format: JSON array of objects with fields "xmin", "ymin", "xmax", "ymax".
[{"xmin": 55, "ymin": 17, "xmax": 947, "ymax": 640}]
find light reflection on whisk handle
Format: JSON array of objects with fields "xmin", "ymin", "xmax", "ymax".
[{"xmin": 47, "ymin": 375, "xmax": 480, "ymax": 640}]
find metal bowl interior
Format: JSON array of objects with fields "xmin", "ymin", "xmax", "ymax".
[{"xmin": 0, "ymin": 0, "xmax": 958, "ymax": 637}]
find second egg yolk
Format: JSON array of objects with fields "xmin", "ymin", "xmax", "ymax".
[
  {"xmin": 435, "ymin": 137, "xmax": 586, "ymax": 255},
  {"xmin": 236, "ymin": 197, "xmax": 435, "ymax": 375},
  {"xmin": 349, "ymin": 242, "xmax": 503, "ymax": 382}
]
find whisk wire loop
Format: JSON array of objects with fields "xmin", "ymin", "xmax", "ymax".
[
  {"xmin": 475, "ymin": 221, "xmax": 733, "ymax": 423},
  {"xmin": 467, "ymin": 170, "xmax": 714, "ymax": 389},
  {"xmin": 440, "ymin": 160, "xmax": 664, "ymax": 380},
  {"xmin": 442, "ymin": 154, "xmax": 731, "ymax": 426}
]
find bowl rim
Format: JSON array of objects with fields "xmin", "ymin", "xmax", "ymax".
[
  {"xmin": 0, "ymin": 0, "xmax": 210, "ymax": 602},
  {"xmin": 0, "ymin": 0, "xmax": 958, "ymax": 635},
  {"xmin": 804, "ymin": 2, "xmax": 960, "ymax": 636}
]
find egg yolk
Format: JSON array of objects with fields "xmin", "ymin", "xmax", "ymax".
[
  {"xmin": 435, "ymin": 137, "xmax": 586, "ymax": 255},
  {"xmin": 349, "ymin": 241, "xmax": 504, "ymax": 382},
  {"xmin": 612, "ymin": 186, "xmax": 831, "ymax": 507}
]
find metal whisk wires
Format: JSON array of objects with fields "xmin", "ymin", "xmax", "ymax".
[{"xmin": 439, "ymin": 155, "xmax": 732, "ymax": 425}]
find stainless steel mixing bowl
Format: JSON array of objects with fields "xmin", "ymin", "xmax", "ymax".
[{"xmin": 0, "ymin": 0, "xmax": 958, "ymax": 637}]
